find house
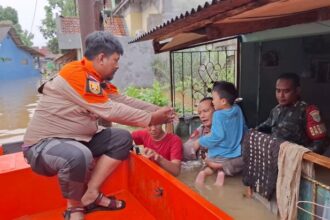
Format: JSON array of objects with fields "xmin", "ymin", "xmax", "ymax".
[
  {"xmin": 130, "ymin": 0, "xmax": 330, "ymax": 218},
  {"xmin": 34, "ymin": 46, "xmax": 57, "ymax": 78},
  {"xmin": 55, "ymin": 15, "xmax": 129, "ymax": 58},
  {"xmin": 0, "ymin": 23, "xmax": 44, "ymax": 80},
  {"xmin": 130, "ymin": 0, "xmax": 330, "ymax": 130},
  {"xmin": 55, "ymin": 13, "xmax": 158, "ymax": 89},
  {"xmin": 109, "ymin": 0, "xmax": 212, "ymax": 37}
]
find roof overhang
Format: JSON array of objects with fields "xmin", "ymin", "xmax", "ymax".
[
  {"xmin": 8, "ymin": 28, "xmax": 45, "ymax": 57},
  {"xmin": 130, "ymin": 0, "xmax": 330, "ymax": 53}
]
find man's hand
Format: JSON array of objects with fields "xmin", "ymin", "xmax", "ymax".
[
  {"xmin": 143, "ymin": 148, "xmax": 162, "ymax": 162},
  {"xmin": 149, "ymin": 107, "xmax": 176, "ymax": 126},
  {"xmin": 193, "ymin": 140, "xmax": 200, "ymax": 151}
]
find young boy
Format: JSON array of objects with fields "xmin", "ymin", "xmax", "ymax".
[{"xmin": 195, "ymin": 81, "xmax": 246, "ymax": 186}]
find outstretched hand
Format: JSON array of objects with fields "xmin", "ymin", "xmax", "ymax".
[
  {"xmin": 149, "ymin": 107, "xmax": 177, "ymax": 126},
  {"xmin": 143, "ymin": 148, "xmax": 162, "ymax": 162}
]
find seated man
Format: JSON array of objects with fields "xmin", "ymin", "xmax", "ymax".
[
  {"xmin": 183, "ymin": 97, "xmax": 214, "ymax": 160},
  {"xmin": 132, "ymin": 125, "xmax": 183, "ymax": 176},
  {"xmin": 22, "ymin": 31, "xmax": 175, "ymax": 220},
  {"xmin": 256, "ymin": 73, "xmax": 327, "ymax": 153}
]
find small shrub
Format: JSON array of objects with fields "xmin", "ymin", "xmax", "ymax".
[{"xmin": 124, "ymin": 81, "xmax": 169, "ymax": 107}]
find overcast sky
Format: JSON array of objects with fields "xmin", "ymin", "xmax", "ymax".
[{"xmin": 0, "ymin": 0, "xmax": 47, "ymax": 47}]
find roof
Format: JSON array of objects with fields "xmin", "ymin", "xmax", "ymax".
[
  {"xmin": 130, "ymin": 0, "xmax": 330, "ymax": 53},
  {"xmin": 56, "ymin": 16, "xmax": 82, "ymax": 49},
  {"xmin": 56, "ymin": 16, "xmax": 128, "ymax": 49},
  {"xmin": 58, "ymin": 16, "xmax": 80, "ymax": 34},
  {"xmin": 35, "ymin": 46, "xmax": 57, "ymax": 59},
  {"xmin": 54, "ymin": 50, "xmax": 77, "ymax": 65},
  {"xmin": 57, "ymin": 16, "xmax": 128, "ymax": 36},
  {"xmin": 104, "ymin": 17, "xmax": 128, "ymax": 36},
  {"xmin": 0, "ymin": 24, "xmax": 44, "ymax": 57}
]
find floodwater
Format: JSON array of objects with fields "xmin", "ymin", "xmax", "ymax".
[
  {"xmin": 0, "ymin": 76, "xmax": 40, "ymax": 144},
  {"xmin": 179, "ymin": 161, "xmax": 278, "ymax": 220},
  {"xmin": 0, "ymin": 77, "xmax": 278, "ymax": 219}
]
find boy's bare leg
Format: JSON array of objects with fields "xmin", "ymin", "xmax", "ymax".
[
  {"xmin": 81, "ymin": 155, "xmax": 123, "ymax": 207},
  {"xmin": 214, "ymin": 170, "xmax": 225, "ymax": 186},
  {"xmin": 195, "ymin": 166, "xmax": 214, "ymax": 185}
]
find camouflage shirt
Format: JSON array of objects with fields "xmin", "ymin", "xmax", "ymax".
[{"xmin": 256, "ymin": 101, "xmax": 310, "ymax": 146}]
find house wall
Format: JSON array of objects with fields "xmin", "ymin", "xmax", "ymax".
[
  {"xmin": 111, "ymin": 36, "xmax": 155, "ymax": 90},
  {"xmin": 161, "ymin": 0, "xmax": 210, "ymax": 21},
  {"xmin": 124, "ymin": 12, "xmax": 143, "ymax": 37},
  {"xmin": 0, "ymin": 36, "xmax": 39, "ymax": 80},
  {"xmin": 240, "ymin": 35, "xmax": 330, "ymax": 135},
  {"xmin": 119, "ymin": 0, "xmax": 210, "ymax": 37},
  {"xmin": 140, "ymin": 0, "xmax": 159, "ymax": 32}
]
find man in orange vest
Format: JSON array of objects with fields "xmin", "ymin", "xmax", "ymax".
[{"xmin": 23, "ymin": 31, "xmax": 175, "ymax": 220}]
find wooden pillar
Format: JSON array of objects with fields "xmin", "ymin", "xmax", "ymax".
[{"xmin": 77, "ymin": 0, "xmax": 103, "ymax": 53}]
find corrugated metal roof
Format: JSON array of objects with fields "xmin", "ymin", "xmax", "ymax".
[
  {"xmin": 130, "ymin": 0, "xmax": 330, "ymax": 53},
  {"xmin": 130, "ymin": 0, "xmax": 225, "ymax": 43}
]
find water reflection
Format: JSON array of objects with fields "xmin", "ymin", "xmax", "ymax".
[{"xmin": 0, "ymin": 76, "xmax": 40, "ymax": 143}]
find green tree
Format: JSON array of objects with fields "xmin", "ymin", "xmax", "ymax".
[
  {"xmin": 0, "ymin": 6, "xmax": 34, "ymax": 46},
  {"xmin": 40, "ymin": 0, "xmax": 76, "ymax": 54}
]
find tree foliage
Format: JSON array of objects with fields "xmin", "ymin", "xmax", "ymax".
[
  {"xmin": 0, "ymin": 6, "xmax": 34, "ymax": 47},
  {"xmin": 40, "ymin": 0, "xmax": 76, "ymax": 54}
]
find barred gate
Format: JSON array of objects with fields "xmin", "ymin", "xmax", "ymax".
[{"xmin": 169, "ymin": 40, "xmax": 238, "ymax": 117}]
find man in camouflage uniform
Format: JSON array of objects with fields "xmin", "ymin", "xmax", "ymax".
[{"xmin": 256, "ymin": 73, "xmax": 327, "ymax": 153}]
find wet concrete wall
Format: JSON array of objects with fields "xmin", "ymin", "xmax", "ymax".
[{"xmin": 112, "ymin": 36, "xmax": 155, "ymax": 90}]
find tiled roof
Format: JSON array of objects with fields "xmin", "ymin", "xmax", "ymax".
[
  {"xmin": 58, "ymin": 16, "xmax": 127, "ymax": 36},
  {"xmin": 59, "ymin": 17, "xmax": 80, "ymax": 34},
  {"xmin": 35, "ymin": 46, "xmax": 57, "ymax": 59},
  {"xmin": 104, "ymin": 16, "xmax": 128, "ymax": 36},
  {"xmin": 0, "ymin": 24, "xmax": 44, "ymax": 57}
]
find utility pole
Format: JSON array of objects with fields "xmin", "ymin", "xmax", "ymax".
[{"xmin": 77, "ymin": 0, "xmax": 103, "ymax": 53}]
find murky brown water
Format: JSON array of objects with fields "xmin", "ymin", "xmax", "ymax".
[
  {"xmin": 179, "ymin": 161, "xmax": 278, "ymax": 220},
  {"xmin": 0, "ymin": 77, "xmax": 40, "ymax": 144}
]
